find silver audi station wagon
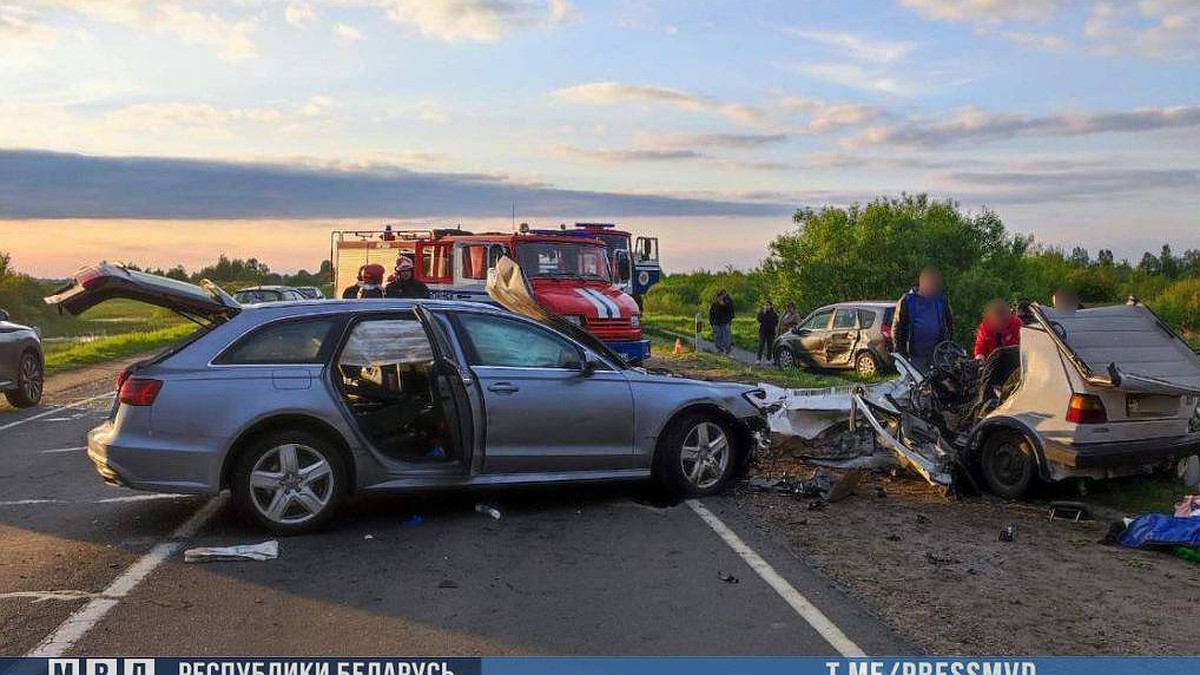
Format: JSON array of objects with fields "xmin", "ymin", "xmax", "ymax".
[{"xmin": 47, "ymin": 264, "xmax": 768, "ymax": 533}]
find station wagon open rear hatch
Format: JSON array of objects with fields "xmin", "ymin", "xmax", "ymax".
[
  {"xmin": 44, "ymin": 262, "xmax": 241, "ymax": 324},
  {"xmin": 1033, "ymin": 304, "xmax": 1200, "ymax": 397}
]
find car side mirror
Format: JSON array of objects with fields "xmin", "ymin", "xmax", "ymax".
[
  {"xmin": 580, "ymin": 355, "xmax": 599, "ymax": 377},
  {"xmin": 0, "ymin": 309, "xmax": 8, "ymax": 322}
]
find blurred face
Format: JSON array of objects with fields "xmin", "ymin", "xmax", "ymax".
[
  {"xmin": 986, "ymin": 305, "xmax": 1011, "ymax": 330},
  {"xmin": 918, "ymin": 270, "xmax": 941, "ymax": 296},
  {"xmin": 398, "ymin": 268, "xmax": 413, "ymax": 281},
  {"xmin": 1053, "ymin": 292, "xmax": 1077, "ymax": 311}
]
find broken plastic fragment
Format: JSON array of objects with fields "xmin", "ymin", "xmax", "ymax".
[{"xmin": 183, "ymin": 540, "xmax": 278, "ymax": 563}]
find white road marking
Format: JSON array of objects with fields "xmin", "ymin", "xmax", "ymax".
[
  {"xmin": 39, "ymin": 446, "xmax": 88, "ymax": 454},
  {"xmin": 0, "ymin": 392, "xmax": 114, "ymax": 433},
  {"xmin": 0, "ymin": 590, "xmax": 106, "ymax": 604},
  {"xmin": 27, "ymin": 493, "xmax": 227, "ymax": 657},
  {"xmin": 0, "ymin": 494, "xmax": 190, "ymax": 507},
  {"xmin": 687, "ymin": 499, "xmax": 866, "ymax": 657}
]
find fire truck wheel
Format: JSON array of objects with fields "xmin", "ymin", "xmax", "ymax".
[{"xmin": 655, "ymin": 412, "xmax": 737, "ymax": 497}]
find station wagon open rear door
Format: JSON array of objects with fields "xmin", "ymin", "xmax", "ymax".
[{"xmin": 44, "ymin": 262, "xmax": 241, "ymax": 324}]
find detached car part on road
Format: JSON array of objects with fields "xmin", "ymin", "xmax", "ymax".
[
  {"xmin": 0, "ymin": 308, "xmax": 45, "ymax": 408},
  {"xmin": 757, "ymin": 302, "xmax": 1200, "ymax": 498},
  {"xmin": 46, "ymin": 262, "xmax": 768, "ymax": 533}
]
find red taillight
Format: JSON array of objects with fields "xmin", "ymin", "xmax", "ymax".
[
  {"xmin": 881, "ymin": 323, "xmax": 893, "ymax": 339},
  {"xmin": 119, "ymin": 378, "xmax": 163, "ymax": 406},
  {"xmin": 1067, "ymin": 393, "xmax": 1107, "ymax": 424},
  {"xmin": 116, "ymin": 367, "xmax": 132, "ymax": 393}
]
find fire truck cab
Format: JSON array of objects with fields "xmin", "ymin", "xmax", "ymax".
[
  {"xmin": 331, "ymin": 227, "xmax": 651, "ymax": 363},
  {"xmin": 531, "ymin": 223, "xmax": 661, "ymax": 306}
]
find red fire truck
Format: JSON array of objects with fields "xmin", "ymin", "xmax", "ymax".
[{"xmin": 331, "ymin": 227, "xmax": 650, "ymax": 363}]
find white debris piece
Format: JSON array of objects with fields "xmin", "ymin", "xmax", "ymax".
[{"xmin": 183, "ymin": 540, "xmax": 279, "ymax": 563}]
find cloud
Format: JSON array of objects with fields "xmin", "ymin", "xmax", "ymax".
[
  {"xmin": 284, "ymin": 3, "xmax": 316, "ymax": 28},
  {"xmin": 777, "ymin": 96, "xmax": 887, "ymax": 132},
  {"xmin": 416, "ymin": 100, "xmax": 447, "ymax": 124},
  {"xmin": 375, "ymin": 0, "xmax": 574, "ymax": 43},
  {"xmin": 847, "ymin": 104, "xmax": 1200, "ymax": 148},
  {"xmin": 899, "ymin": 0, "xmax": 1067, "ymax": 23},
  {"xmin": 943, "ymin": 166, "xmax": 1200, "ymax": 203},
  {"xmin": 30, "ymin": 0, "xmax": 258, "ymax": 61},
  {"xmin": 998, "ymin": 30, "xmax": 1068, "ymax": 50},
  {"xmin": 0, "ymin": 149, "xmax": 791, "ymax": 218},
  {"xmin": 1085, "ymin": 0, "xmax": 1200, "ymax": 58},
  {"xmin": 550, "ymin": 81, "xmax": 772, "ymax": 126},
  {"xmin": 334, "ymin": 21, "xmax": 363, "ymax": 40},
  {"xmin": 558, "ymin": 145, "xmax": 704, "ymax": 162},
  {"xmin": 670, "ymin": 133, "xmax": 790, "ymax": 149},
  {"xmin": 790, "ymin": 63, "xmax": 910, "ymax": 96},
  {"xmin": 0, "ymin": 4, "xmax": 58, "ymax": 46},
  {"xmin": 779, "ymin": 27, "xmax": 917, "ymax": 63}
]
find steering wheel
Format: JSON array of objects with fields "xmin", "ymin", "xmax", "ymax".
[{"xmin": 932, "ymin": 340, "xmax": 968, "ymax": 372}]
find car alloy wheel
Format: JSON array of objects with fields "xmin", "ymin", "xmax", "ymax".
[
  {"xmin": 855, "ymin": 352, "xmax": 878, "ymax": 377},
  {"xmin": 776, "ymin": 347, "xmax": 796, "ymax": 369},
  {"xmin": 249, "ymin": 443, "xmax": 335, "ymax": 526},
  {"xmin": 5, "ymin": 352, "xmax": 43, "ymax": 408},
  {"xmin": 679, "ymin": 421, "xmax": 730, "ymax": 490}
]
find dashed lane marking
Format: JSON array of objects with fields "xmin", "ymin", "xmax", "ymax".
[{"xmin": 0, "ymin": 392, "xmax": 114, "ymax": 433}]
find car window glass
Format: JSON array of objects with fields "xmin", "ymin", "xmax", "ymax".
[
  {"xmin": 858, "ymin": 309, "xmax": 877, "ymax": 329},
  {"xmin": 340, "ymin": 319, "xmax": 433, "ymax": 366},
  {"xmin": 218, "ymin": 319, "xmax": 335, "ymax": 364},
  {"xmin": 833, "ymin": 308, "xmax": 857, "ymax": 329},
  {"xmin": 456, "ymin": 313, "xmax": 582, "ymax": 369},
  {"xmin": 803, "ymin": 309, "xmax": 833, "ymax": 330}
]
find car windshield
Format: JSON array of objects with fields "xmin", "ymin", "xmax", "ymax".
[{"xmin": 516, "ymin": 242, "xmax": 612, "ymax": 282}]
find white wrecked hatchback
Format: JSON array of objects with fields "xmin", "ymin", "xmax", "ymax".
[{"xmin": 753, "ymin": 302, "xmax": 1200, "ymax": 498}]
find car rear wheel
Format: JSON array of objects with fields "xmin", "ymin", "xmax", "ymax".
[
  {"xmin": 775, "ymin": 346, "xmax": 797, "ymax": 370},
  {"xmin": 655, "ymin": 413, "xmax": 737, "ymax": 498},
  {"xmin": 980, "ymin": 429, "xmax": 1036, "ymax": 499},
  {"xmin": 854, "ymin": 351, "xmax": 879, "ymax": 377},
  {"xmin": 5, "ymin": 351, "xmax": 43, "ymax": 408},
  {"xmin": 231, "ymin": 430, "xmax": 347, "ymax": 534}
]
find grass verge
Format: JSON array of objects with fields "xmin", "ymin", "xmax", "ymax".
[
  {"xmin": 645, "ymin": 333, "xmax": 861, "ymax": 389},
  {"xmin": 43, "ymin": 323, "xmax": 200, "ymax": 374}
]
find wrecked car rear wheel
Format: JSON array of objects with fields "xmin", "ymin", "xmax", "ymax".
[
  {"xmin": 655, "ymin": 413, "xmax": 737, "ymax": 498},
  {"xmin": 232, "ymin": 430, "xmax": 347, "ymax": 534},
  {"xmin": 980, "ymin": 430, "xmax": 1035, "ymax": 499},
  {"xmin": 854, "ymin": 351, "xmax": 879, "ymax": 377}
]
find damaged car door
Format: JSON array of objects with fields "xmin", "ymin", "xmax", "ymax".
[
  {"xmin": 794, "ymin": 307, "xmax": 835, "ymax": 367},
  {"xmin": 825, "ymin": 306, "xmax": 861, "ymax": 367},
  {"xmin": 447, "ymin": 310, "xmax": 635, "ymax": 474}
]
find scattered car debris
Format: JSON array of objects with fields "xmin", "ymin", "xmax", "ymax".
[
  {"xmin": 1174, "ymin": 495, "xmax": 1200, "ymax": 518},
  {"xmin": 183, "ymin": 540, "xmax": 278, "ymax": 563},
  {"xmin": 717, "ymin": 571, "xmax": 739, "ymax": 584},
  {"xmin": 364, "ymin": 534, "xmax": 375, "ymax": 540},
  {"xmin": 999, "ymin": 525, "xmax": 1015, "ymax": 542},
  {"xmin": 475, "ymin": 504, "xmax": 502, "ymax": 520},
  {"xmin": 1048, "ymin": 501, "xmax": 1090, "ymax": 522},
  {"xmin": 1179, "ymin": 456, "xmax": 1200, "ymax": 490},
  {"xmin": 402, "ymin": 515, "xmax": 424, "ymax": 527}
]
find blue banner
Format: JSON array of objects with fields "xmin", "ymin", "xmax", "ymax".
[{"xmin": 2, "ymin": 658, "xmax": 1200, "ymax": 675}]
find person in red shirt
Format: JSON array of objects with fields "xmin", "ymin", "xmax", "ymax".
[{"xmin": 973, "ymin": 299, "xmax": 1022, "ymax": 359}]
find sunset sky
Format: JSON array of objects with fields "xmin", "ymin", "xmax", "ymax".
[{"xmin": 1, "ymin": 0, "xmax": 1198, "ymax": 275}]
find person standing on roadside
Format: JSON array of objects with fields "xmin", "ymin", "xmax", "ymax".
[
  {"xmin": 755, "ymin": 301, "xmax": 779, "ymax": 364},
  {"xmin": 892, "ymin": 266, "xmax": 953, "ymax": 373},
  {"xmin": 384, "ymin": 256, "xmax": 430, "ymax": 299},
  {"xmin": 708, "ymin": 289, "xmax": 735, "ymax": 355},
  {"xmin": 777, "ymin": 301, "xmax": 800, "ymax": 336}
]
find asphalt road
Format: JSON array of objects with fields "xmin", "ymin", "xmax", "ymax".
[{"xmin": 0, "ymin": 364, "xmax": 911, "ymax": 656}]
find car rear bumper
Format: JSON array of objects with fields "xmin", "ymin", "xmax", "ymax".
[
  {"xmin": 88, "ymin": 422, "xmax": 220, "ymax": 494},
  {"xmin": 1043, "ymin": 432, "xmax": 1200, "ymax": 469},
  {"xmin": 606, "ymin": 339, "xmax": 651, "ymax": 363}
]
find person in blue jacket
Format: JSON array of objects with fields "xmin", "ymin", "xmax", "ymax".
[{"xmin": 892, "ymin": 266, "xmax": 953, "ymax": 373}]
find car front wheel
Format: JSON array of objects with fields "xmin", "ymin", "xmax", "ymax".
[
  {"xmin": 655, "ymin": 413, "xmax": 738, "ymax": 498},
  {"xmin": 980, "ymin": 429, "xmax": 1036, "ymax": 499},
  {"xmin": 775, "ymin": 346, "xmax": 797, "ymax": 369},
  {"xmin": 232, "ymin": 430, "xmax": 347, "ymax": 534},
  {"xmin": 5, "ymin": 351, "xmax": 43, "ymax": 408}
]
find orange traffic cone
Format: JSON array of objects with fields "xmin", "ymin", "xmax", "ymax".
[{"xmin": 673, "ymin": 337, "xmax": 684, "ymax": 355}]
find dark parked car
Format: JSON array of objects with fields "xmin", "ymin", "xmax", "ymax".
[
  {"xmin": 773, "ymin": 301, "xmax": 894, "ymax": 376},
  {"xmin": 0, "ymin": 309, "xmax": 44, "ymax": 408},
  {"xmin": 232, "ymin": 286, "xmax": 307, "ymax": 304}
]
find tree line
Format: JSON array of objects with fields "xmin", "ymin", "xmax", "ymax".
[{"xmin": 644, "ymin": 194, "xmax": 1199, "ymax": 343}]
